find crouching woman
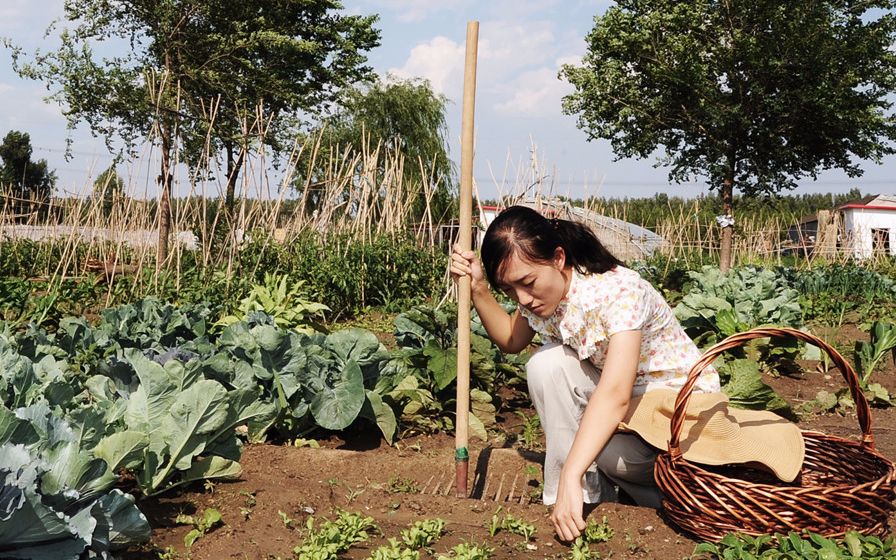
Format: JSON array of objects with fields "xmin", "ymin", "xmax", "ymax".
[{"xmin": 449, "ymin": 206, "xmax": 720, "ymax": 541}]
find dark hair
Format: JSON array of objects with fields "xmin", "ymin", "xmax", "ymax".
[{"xmin": 481, "ymin": 205, "xmax": 623, "ymax": 288}]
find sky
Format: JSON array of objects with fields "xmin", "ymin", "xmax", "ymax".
[{"xmin": 0, "ymin": 0, "xmax": 894, "ymax": 201}]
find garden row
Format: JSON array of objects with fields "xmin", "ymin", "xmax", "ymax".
[{"xmin": 2, "ymin": 254, "xmax": 896, "ymax": 557}]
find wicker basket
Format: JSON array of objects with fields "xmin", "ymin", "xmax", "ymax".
[{"xmin": 655, "ymin": 327, "xmax": 896, "ymax": 541}]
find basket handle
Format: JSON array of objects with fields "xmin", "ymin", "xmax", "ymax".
[{"xmin": 668, "ymin": 327, "xmax": 875, "ymax": 462}]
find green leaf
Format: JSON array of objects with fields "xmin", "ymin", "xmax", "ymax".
[
  {"xmin": 359, "ymin": 390, "xmax": 397, "ymax": 444},
  {"xmin": 94, "ymin": 430, "xmax": 149, "ymax": 472},
  {"xmin": 423, "ymin": 341, "xmax": 457, "ymax": 391},
  {"xmin": 309, "ymin": 360, "xmax": 365, "ymax": 431}
]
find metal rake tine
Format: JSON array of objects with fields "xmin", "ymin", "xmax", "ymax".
[
  {"xmin": 480, "ymin": 473, "xmax": 491, "ymax": 501},
  {"xmin": 507, "ymin": 473, "xmax": 519, "ymax": 503},
  {"xmin": 494, "ymin": 473, "xmax": 506, "ymax": 502},
  {"xmin": 421, "ymin": 475, "xmax": 435, "ymax": 495},
  {"xmin": 431, "ymin": 471, "xmax": 446, "ymax": 496}
]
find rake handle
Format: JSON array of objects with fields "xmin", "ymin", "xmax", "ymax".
[
  {"xmin": 668, "ymin": 327, "xmax": 874, "ymax": 461},
  {"xmin": 455, "ymin": 20, "xmax": 479, "ymax": 498}
]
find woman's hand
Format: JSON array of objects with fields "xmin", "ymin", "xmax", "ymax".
[
  {"xmin": 550, "ymin": 470, "xmax": 586, "ymax": 541},
  {"xmin": 449, "ymin": 244, "xmax": 485, "ymax": 288}
]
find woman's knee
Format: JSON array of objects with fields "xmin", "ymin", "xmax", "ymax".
[
  {"xmin": 525, "ymin": 343, "xmax": 570, "ymax": 394},
  {"xmin": 596, "ymin": 434, "xmax": 657, "ymax": 485}
]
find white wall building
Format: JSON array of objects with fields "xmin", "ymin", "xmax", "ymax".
[{"xmin": 839, "ymin": 194, "xmax": 896, "ymax": 259}]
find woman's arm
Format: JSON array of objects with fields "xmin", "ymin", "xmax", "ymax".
[
  {"xmin": 450, "ymin": 245, "xmax": 535, "ymax": 353},
  {"xmin": 550, "ymin": 329, "xmax": 641, "ymax": 541}
]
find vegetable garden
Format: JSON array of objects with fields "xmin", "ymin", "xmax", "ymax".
[{"xmin": 2, "ymin": 229, "xmax": 896, "ymax": 560}]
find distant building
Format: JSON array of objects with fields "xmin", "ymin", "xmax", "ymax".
[{"xmin": 839, "ymin": 194, "xmax": 896, "ymax": 259}]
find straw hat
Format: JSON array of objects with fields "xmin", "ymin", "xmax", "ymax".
[{"xmin": 618, "ymin": 389, "xmax": 805, "ymax": 482}]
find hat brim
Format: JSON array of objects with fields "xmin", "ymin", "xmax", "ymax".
[{"xmin": 619, "ymin": 389, "xmax": 805, "ymax": 482}]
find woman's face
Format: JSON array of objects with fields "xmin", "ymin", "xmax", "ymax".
[{"xmin": 496, "ymin": 248, "xmax": 570, "ymax": 318}]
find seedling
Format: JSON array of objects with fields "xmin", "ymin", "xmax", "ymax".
[
  {"xmin": 514, "ymin": 411, "xmax": 544, "ymax": 451},
  {"xmin": 567, "ymin": 516, "xmax": 614, "ymax": 560},
  {"xmin": 400, "ymin": 518, "xmax": 447, "ymax": 550},
  {"xmin": 487, "ymin": 507, "xmax": 536, "ymax": 542},
  {"xmin": 240, "ymin": 491, "xmax": 257, "ymax": 520},
  {"xmin": 371, "ymin": 538, "xmax": 420, "ymax": 560},
  {"xmin": 387, "ymin": 475, "xmax": 419, "ymax": 493},
  {"xmin": 293, "ymin": 510, "xmax": 378, "ymax": 560},
  {"xmin": 279, "ymin": 510, "xmax": 295, "ymax": 529},
  {"xmin": 175, "ymin": 507, "xmax": 223, "ymax": 548},
  {"xmin": 437, "ymin": 542, "xmax": 493, "ymax": 560}
]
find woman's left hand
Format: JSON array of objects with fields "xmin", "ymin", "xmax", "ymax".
[{"xmin": 550, "ymin": 471, "xmax": 586, "ymax": 541}]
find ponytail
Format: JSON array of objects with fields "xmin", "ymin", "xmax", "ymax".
[{"xmin": 481, "ymin": 206, "xmax": 622, "ymax": 288}]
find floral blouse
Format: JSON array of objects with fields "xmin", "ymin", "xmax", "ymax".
[{"xmin": 518, "ymin": 266, "xmax": 720, "ymax": 395}]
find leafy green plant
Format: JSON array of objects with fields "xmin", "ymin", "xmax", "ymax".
[
  {"xmin": 370, "ymin": 538, "xmax": 420, "ymax": 560},
  {"xmin": 293, "ymin": 510, "xmax": 377, "ymax": 560},
  {"xmin": 400, "ymin": 518, "xmax": 447, "ymax": 550},
  {"xmin": 437, "ymin": 542, "xmax": 493, "ymax": 560},
  {"xmin": 387, "ymin": 475, "xmax": 419, "ymax": 494},
  {"xmin": 176, "ymin": 507, "xmax": 223, "ymax": 548},
  {"xmin": 514, "ymin": 411, "xmax": 544, "ymax": 452},
  {"xmin": 675, "ymin": 266, "xmax": 803, "ymax": 372},
  {"xmin": 691, "ymin": 530, "xmax": 896, "ymax": 559},
  {"xmin": 217, "ymin": 273, "xmax": 329, "ymax": 334},
  {"xmin": 568, "ymin": 516, "xmax": 614, "ymax": 560},
  {"xmin": 380, "ymin": 304, "xmax": 526, "ymax": 438},
  {"xmin": 487, "ymin": 508, "xmax": 536, "ymax": 542},
  {"xmin": 0, "ymin": 415, "xmax": 151, "ymax": 558},
  {"xmin": 854, "ymin": 321, "xmax": 896, "ymax": 386}
]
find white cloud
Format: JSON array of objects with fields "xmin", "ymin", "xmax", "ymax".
[
  {"xmin": 388, "ymin": 36, "xmax": 465, "ymax": 99},
  {"xmin": 494, "ymin": 67, "xmax": 573, "ymax": 117},
  {"xmin": 0, "ymin": 83, "xmax": 14, "ymax": 95}
]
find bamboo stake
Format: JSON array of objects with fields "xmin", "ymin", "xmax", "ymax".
[{"xmin": 455, "ymin": 20, "xmax": 479, "ymax": 499}]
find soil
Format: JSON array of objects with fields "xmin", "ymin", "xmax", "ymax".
[{"xmin": 123, "ymin": 327, "xmax": 896, "ymax": 560}]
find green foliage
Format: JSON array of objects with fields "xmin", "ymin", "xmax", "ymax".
[
  {"xmin": 176, "ymin": 507, "xmax": 223, "ymax": 548},
  {"xmin": 437, "ymin": 542, "xmax": 494, "ymax": 560},
  {"xmin": 216, "ymin": 273, "xmax": 329, "ymax": 334},
  {"xmin": 294, "ymin": 510, "xmax": 377, "ymax": 560},
  {"xmin": 0, "ymin": 414, "xmax": 150, "ymax": 557},
  {"xmin": 784, "ymin": 265, "xmax": 896, "ymax": 326},
  {"xmin": 381, "ymin": 304, "xmax": 527, "ymax": 438},
  {"xmin": 370, "ymin": 538, "xmax": 420, "ymax": 560},
  {"xmin": 92, "ymin": 165, "xmax": 125, "ymax": 217},
  {"xmin": 7, "ymin": 1, "xmax": 380, "ymax": 190},
  {"xmin": 400, "ymin": 518, "xmax": 447, "ymax": 550},
  {"xmin": 487, "ymin": 507, "xmax": 536, "ymax": 542},
  {"xmin": 568, "ymin": 516, "xmax": 614, "ymax": 560},
  {"xmin": 692, "ymin": 530, "xmax": 896, "ymax": 560},
  {"xmin": 0, "ymin": 130, "xmax": 55, "ymax": 203},
  {"xmin": 717, "ymin": 359, "xmax": 793, "ymax": 419},
  {"xmin": 561, "ymin": 1, "xmax": 896, "ymax": 197},
  {"xmin": 675, "ymin": 266, "xmax": 803, "ymax": 370},
  {"xmin": 854, "ymin": 321, "xmax": 896, "ymax": 385},
  {"xmin": 303, "ymin": 76, "xmax": 455, "ymax": 221}
]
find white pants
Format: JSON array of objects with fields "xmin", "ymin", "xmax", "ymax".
[{"xmin": 526, "ymin": 343, "xmax": 663, "ymax": 508}]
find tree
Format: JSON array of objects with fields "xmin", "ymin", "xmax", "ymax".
[
  {"xmin": 93, "ymin": 165, "xmax": 125, "ymax": 217},
  {"xmin": 8, "ymin": 0, "xmax": 380, "ymax": 264},
  {"xmin": 306, "ymin": 76, "xmax": 456, "ymax": 221},
  {"xmin": 560, "ymin": 0, "xmax": 896, "ymax": 271},
  {"xmin": 0, "ymin": 130, "xmax": 56, "ymax": 213}
]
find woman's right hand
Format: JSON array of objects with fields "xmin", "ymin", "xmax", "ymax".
[{"xmin": 449, "ymin": 244, "xmax": 485, "ymax": 289}]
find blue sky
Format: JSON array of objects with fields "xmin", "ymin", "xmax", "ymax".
[{"xmin": 1, "ymin": 0, "xmax": 894, "ymax": 200}]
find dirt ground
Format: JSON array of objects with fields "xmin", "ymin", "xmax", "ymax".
[{"xmin": 124, "ymin": 327, "xmax": 896, "ymax": 560}]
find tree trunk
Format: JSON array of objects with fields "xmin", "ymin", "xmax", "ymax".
[
  {"xmin": 719, "ymin": 174, "xmax": 734, "ymax": 273},
  {"xmin": 224, "ymin": 141, "xmax": 244, "ymax": 211},
  {"xmin": 157, "ymin": 120, "xmax": 173, "ymax": 268}
]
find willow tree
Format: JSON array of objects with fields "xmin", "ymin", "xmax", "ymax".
[
  {"xmin": 8, "ymin": 0, "xmax": 379, "ymax": 264},
  {"xmin": 304, "ymin": 77, "xmax": 456, "ymax": 223},
  {"xmin": 561, "ymin": 0, "xmax": 896, "ymax": 270}
]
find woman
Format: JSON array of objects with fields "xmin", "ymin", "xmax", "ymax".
[{"xmin": 449, "ymin": 205, "xmax": 720, "ymax": 541}]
